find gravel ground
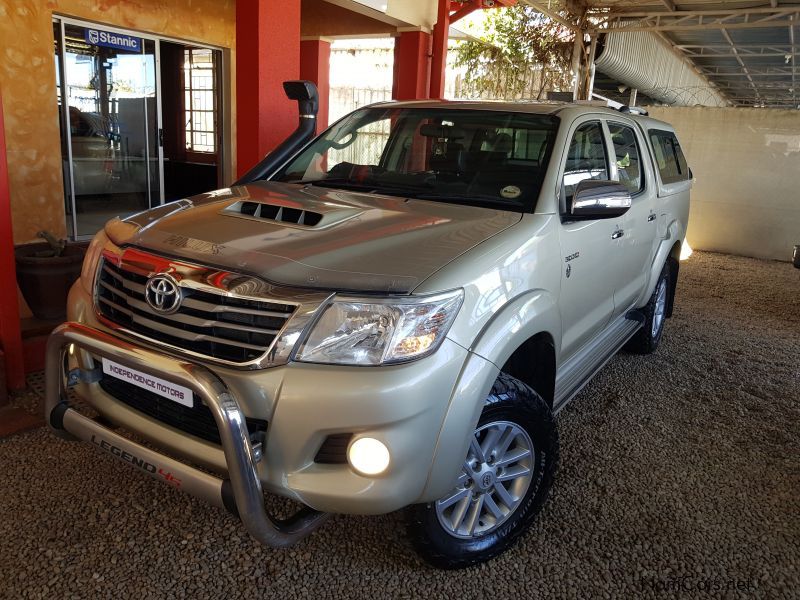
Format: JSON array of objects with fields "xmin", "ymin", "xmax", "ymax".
[{"xmin": 1, "ymin": 251, "xmax": 798, "ymax": 599}]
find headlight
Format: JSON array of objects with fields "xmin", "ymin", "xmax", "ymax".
[
  {"xmin": 80, "ymin": 229, "xmax": 110, "ymax": 295},
  {"xmin": 295, "ymin": 289, "xmax": 463, "ymax": 366}
]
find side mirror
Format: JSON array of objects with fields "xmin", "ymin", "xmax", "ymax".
[{"xmin": 570, "ymin": 180, "xmax": 632, "ymax": 219}]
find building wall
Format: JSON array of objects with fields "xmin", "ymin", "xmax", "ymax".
[
  {"xmin": 648, "ymin": 106, "xmax": 800, "ymax": 262},
  {"xmin": 0, "ymin": 0, "xmax": 235, "ymax": 245}
]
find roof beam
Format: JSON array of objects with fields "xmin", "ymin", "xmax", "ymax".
[
  {"xmin": 721, "ymin": 27, "xmax": 760, "ymax": 101},
  {"xmin": 684, "ymin": 50, "xmax": 800, "ymax": 57},
  {"xmin": 597, "ymin": 19, "xmax": 798, "ymax": 33},
  {"xmin": 699, "ymin": 66, "xmax": 800, "ymax": 76},
  {"xmin": 676, "ymin": 44, "xmax": 800, "ymax": 50},
  {"xmin": 599, "ymin": 6, "xmax": 800, "ymax": 19},
  {"xmin": 591, "ymin": 7, "xmax": 800, "ymax": 33},
  {"xmin": 519, "ymin": 0, "xmax": 583, "ymax": 33}
]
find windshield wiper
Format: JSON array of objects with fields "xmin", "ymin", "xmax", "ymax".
[
  {"xmin": 294, "ymin": 178, "xmax": 376, "ymax": 191},
  {"xmin": 410, "ymin": 193, "xmax": 519, "ymax": 206},
  {"xmin": 296, "ymin": 178, "xmax": 431, "ymax": 197}
]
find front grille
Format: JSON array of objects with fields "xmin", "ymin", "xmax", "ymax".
[
  {"xmin": 96, "ymin": 259, "xmax": 296, "ymax": 364},
  {"xmin": 99, "ymin": 375, "xmax": 267, "ymax": 446}
]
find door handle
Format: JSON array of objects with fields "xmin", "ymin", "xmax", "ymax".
[
  {"xmin": 647, "ymin": 213, "xmax": 657, "ymax": 222},
  {"xmin": 611, "ymin": 229, "xmax": 624, "ymax": 240}
]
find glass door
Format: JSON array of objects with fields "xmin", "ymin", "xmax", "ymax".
[{"xmin": 57, "ymin": 22, "xmax": 161, "ymax": 238}]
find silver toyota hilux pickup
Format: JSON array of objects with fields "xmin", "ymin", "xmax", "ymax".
[{"xmin": 46, "ymin": 84, "xmax": 691, "ymax": 568}]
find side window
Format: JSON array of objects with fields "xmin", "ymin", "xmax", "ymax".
[
  {"xmin": 649, "ymin": 130, "xmax": 690, "ymax": 184},
  {"xmin": 608, "ymin": 122, "xmax": 643, "ymax": 194},
  {"xmin": 563, "ymin": 122, "xmax": 609, "ymax": 203}
]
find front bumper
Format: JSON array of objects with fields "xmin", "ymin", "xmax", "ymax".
[
  {"xmin": 46, "ymin": 322, "xmax": 329, "ymax": 548},
  {"xmin": 65, "ymin": 279, "xmax": 474, "ymax": 515}
]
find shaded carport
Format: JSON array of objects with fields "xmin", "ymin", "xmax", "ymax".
[
  {"xmin": 513, "ymin": 0, "xmax": 799, "ymax": 261},
  {"xmin": 523, "ymin": 0, "xmax": 799, "ymax": 108}
]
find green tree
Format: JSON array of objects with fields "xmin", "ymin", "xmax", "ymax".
[{"xmin": 455, "ymin": 6, "xmax": 575, "ymax": 100}]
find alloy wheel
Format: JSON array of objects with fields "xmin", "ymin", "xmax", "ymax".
[
  {"xmin": 435, "ymin": 421, "xmax": 534, "ymax": 539},
  {"xmin": 652, "ymin": 278, "xmax": 668, "ymax": 339}
]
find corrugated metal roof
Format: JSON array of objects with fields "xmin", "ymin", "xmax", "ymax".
[{"xmin": 523, "ymin": 0, "xmax": 799, "ymax": 108}]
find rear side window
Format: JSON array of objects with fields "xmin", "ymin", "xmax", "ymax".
[
  {"xmin": 608, "ymin": 122, "xmax": 643, "ymax": 194},
  {"xmin": 563, "ymin": 121, "xmax": 609, "ymax": 203},
  {"xmin": 649, "ymin": 130, "xmax": 689, "ymax": 184}
]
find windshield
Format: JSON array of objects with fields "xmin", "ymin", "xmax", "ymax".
[{"xmin": 271, "ymin": 107, "xmax": 559, "ymax": 212}]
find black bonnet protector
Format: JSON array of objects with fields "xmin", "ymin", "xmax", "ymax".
[{"xmin": 109, "ymin": 181, "xmax": 521, "ymax": 294}]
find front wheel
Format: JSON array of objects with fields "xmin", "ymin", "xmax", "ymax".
[{"xmin": 408, "ymin": 373, "xmax": 558, "ymax": 569}]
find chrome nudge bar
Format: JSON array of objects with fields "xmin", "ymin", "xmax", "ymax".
[{"xmin": 45, "ymin": 322, "xmax": 329, "ymax": 548}]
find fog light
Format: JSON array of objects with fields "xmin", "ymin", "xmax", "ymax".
[{"xmin": 348, "ymin": 437, "xmax": 390, "ymax": 476}]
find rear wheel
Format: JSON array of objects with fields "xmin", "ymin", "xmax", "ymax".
[
  {"xmin": 408, "ymin": 373, "xmax": 558, "ymax": 569},
  {"xmin": 625, "ymin": 262, "xmax": 670, "ymax": 354}
]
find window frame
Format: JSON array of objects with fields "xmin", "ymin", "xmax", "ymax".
[
  {"xmin": 606, "ymin": 120, "xmax": 646, "ymax": 198},
  {"xmin": 648, "ymin": 129, "xmax": 690, "ymax": 186},
  {"xmin": 182, "ymin": 47, "xmax": 218, "ymax": 162},
  {"xmin": 559, "ymin": 118, "xmax": 611, "ymax": 214}
]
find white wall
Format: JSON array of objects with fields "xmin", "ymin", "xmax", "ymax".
[{"xmin": 647, "ymin": 106, "xmax": 800, "ymax": 262}]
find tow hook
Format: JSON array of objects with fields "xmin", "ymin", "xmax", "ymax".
[{"xmin": 67, "ymin": 367, "xmax": 102, "ymax": 387}]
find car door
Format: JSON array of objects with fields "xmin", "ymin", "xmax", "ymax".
[
  {"xmin": 557, "ymin": 119, "xmax": 617, "ymax": 361},
  {"xmin": 605, "ymin": 120, "xmax": 656, "ymax": 317}
]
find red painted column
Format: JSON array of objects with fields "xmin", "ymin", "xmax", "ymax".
[
  {"xmin": 300, "ymin": 38, "xmax": 331, "ymax": 132},
  {"xmin": 0, "ymin": 90, "xmax": 25, "ymax": 395},
  {"xmin": 236, "ymin": 0, "xmax": 301, "ymax": 178},
  {"xmin": 429, "ymin": 0, "xmax": 451, "ymax": 99},
  {"xmin": 392, "ymin": 30, "xmax": 432, "ymax": 101}
]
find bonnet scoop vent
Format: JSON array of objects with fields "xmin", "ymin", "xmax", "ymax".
[{"xmin": 224, "ymin": 201, "xmax": 324, "ymax": 227}]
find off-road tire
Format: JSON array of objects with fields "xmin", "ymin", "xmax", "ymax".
[{"xmin": 408, "ymin": 372, "xmax": 558, "ymax": 569}]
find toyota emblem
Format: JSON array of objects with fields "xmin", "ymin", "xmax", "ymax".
[{"xmin": 145, "ymin": 274, "xmax": 182, "ymax": 314}]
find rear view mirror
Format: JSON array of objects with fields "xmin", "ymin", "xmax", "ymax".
[
  {"xmin": 570, "ymin": 180, "xmax": 632, "ymax": 219},
  {"xmin": 419, "ymin": 124, "xmax": 465, "ymax": 139}
]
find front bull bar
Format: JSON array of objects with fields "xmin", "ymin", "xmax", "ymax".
[{"xmin": 45, "ymin": 322, "xmax": 330, "ymax": 548}]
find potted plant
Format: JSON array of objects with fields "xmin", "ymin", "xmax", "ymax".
[{"xmin": 15, "ymin": 231, "xmax": 87, "ymax": 321}]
